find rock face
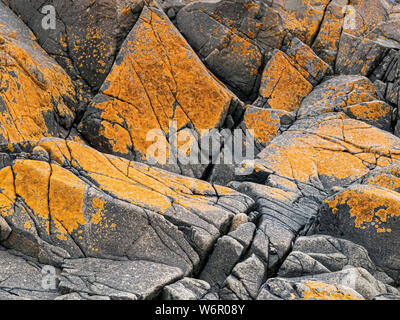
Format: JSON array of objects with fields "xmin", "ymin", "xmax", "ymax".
[
  {"xmin": 3, "ymin": 0, "xmax": 145, "ymax": 92},
  {"xmin": 78, "ymin": 4, "xmax": 241, "ymax": 179},
  {"xmin": 0, "ymin": 2, "xmax": 78, "ymax": 143},
  {"xmin": 176, "ymin": 0, "xmax": 286, "ymax": 99},
  {"xmin": 0, "ymin": 0, "xmax": 400, "ymax": 301}
]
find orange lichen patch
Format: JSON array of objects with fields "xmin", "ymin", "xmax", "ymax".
[
  {"xmin": 254, "ymin": 116, "xmax": 400, "ymax": 185},
  {"xmin": 10, "ymin": 158, "xmax": 87, "ymax": 239},
  {"xmin": 343, "ymin": 101, "xmax": 390, "ymax": 122},
  {"xmin": 37, "ymin": 139, "xmax": 72, "ymax": 164},
  {"xmin": 13, "ymin": 160, "xmax": 50, "ymax": 222},
  {"xmin": 81, "ymin": 6, "xmax": 233, "ymax": 161},
  {"xmin": 91, "ymin": 197, "xmax": 106, "ymax": 225},
  {"xmin": 275, "ymin": 0, "xmax": 331, "ymax": 45},
  {"xmin": 300, "ymin": 281, "xmax": 362, "ymax": 300},
  {"xmin": 243, "ymin": 108, "xmax": 285, "ymax": 145},
  {"xmin": 0, "ymin": 166, "xmax": 16, "ymax": 218},
  {"xmin": 311, "ymin": 0, "xmax": 347, "ymax": 65},
  {"xmin": 48, "ymin": 163, "xmax": 86, "ymax": 240},
  {"xmin": 259, "ymin": 50, "xmax": 312, "ymax": 112},
  {"xmin": 325, "ymin": 185, "xmax": 400, "ymax": 233},
  {"xmin": 366, "ymin": 167, "xmax": 400, "ymax": 191},
  {"xmin": 0, "ymin": 24, "xmax": 76, "ymax": 144},
  {"xmin": 36, "ymin": 138, "xmax": 242, "ymax": 218}
]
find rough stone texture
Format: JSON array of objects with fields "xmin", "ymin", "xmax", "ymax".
[
  {"xmin": 199, "ymin": 222, "xmax": 255, "ymax": 288},
  {"xmin": 3, "ymin": 0, "xmax": 145, "ymax": 92},
  {"xmin": 0, "ymin": 138, "xmax": 253, "ymax": 278},
  {"xmin": 176, "ymin": 0, "xmax": 286, "ymax": 98},
  {"xmin": 229, "ymin": 112, "xmax": 400, "ymax": 289},
  {"xmin": 256, "ymin": 49, "xmax": 313, "ymax": 112},
  {"xmin": 278, "ymin": 235, "xmax": 395, "ymax": 285},
  {"xmin": 257, "ymin": 277, "xmax": 365, "ymax": 300},
  {"xmin": 258, "ymin": 267, "xmax": 398, "ymax": 300},
  {"xmin": 270, "ymin": 0, "xmax": 332, "ymax": 46},
  {"xmin": 238, "ymin": 106, "xmax": 294, "ymax": 152},
  {"xmin": 78, "ymin": 4, "xmax": 241, "ymax": 179},
  {"xmin": 0, "ymin": 2, "xmax": 79, "ymax": 144},
  {"xmin": 59, "ymin": 258, "xmax": 183, "ymax": 300},
  {"xmin": 282, "ymin": 37, "xmax": 333, "ymax": 86},
  {"xmin": 162, "ymin": 277, "xmax": 211, "ymax": 300},
  {"xmin": 219, "ymin": 254, "xmax": 266, "ymax": 300},
  {"xmin": 0, "ymin": 246, "xmax": 60, "ymax": 300},
  {"xmin": 318, "ymin": 161, "xmax": 400, "ymax": 284},
  {"xmin": 298, "ymin": 75, "xmax": 393, "ymax": 131},
  {"xmin": 1, "ymin": 0, "xmax": 400, "ymax": 301}
]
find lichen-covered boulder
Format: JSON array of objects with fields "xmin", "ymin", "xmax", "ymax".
[
  {"xmin": 318, "ymin": 161, "xmax": 400, "ymax": 284},
  {"xmin": 228, "ymin": 112, "xmax": 400, "ymax": 285},
  {"xmin": 3, "ymin": 0, "xmax": 145, "ymax": 91},
  {"xmin": 176, "ymin": 0, "xmax": 286, "ymax": 98},
  {"xmin": 0, "ymin": 138, "xmax": 253, "ymax": 279},
  {"xmin": 298, "ymin": 75, "xmax": 393, "ymax": 131},
  {"xmin": 0, "ymin": 2, "xmax": 78, "ymax": 144},
  {"xmin": 270, "ymin": 0, "xmax": 332, "ymax": 46},
  {"xmin": 78, "ymin": 3, "xmax": 241, "ymax": 178},
  {"xmin": 257, "ymin": 278, "xmax": 364, "ymax": 300},
  {"xmin": 256, "ymin": 49, "xmax": 313, "ymax": 112}
]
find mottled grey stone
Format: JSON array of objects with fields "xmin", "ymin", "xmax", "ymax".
[
  {"xmin": 59, "ymin": 258, "xmax": 184, "ymax": 300},
  {"xmin": 162, "ymin": 277, "xmax": 211, "ymax": 300}
]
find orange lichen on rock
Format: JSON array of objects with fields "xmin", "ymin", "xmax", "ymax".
[
  {"xmin": 311, "ymin": 0, "xmax": 349, "ymax": 65},
  {"xmin": 243, "ymin": 107, "xmax": 287, "ymax": 146},
  {"xmin": 284, "ymin": 37, "xmax": 333, "ymax": 85},
  {"xmin": 10, "ymin": 158, "xmax": 87, "ymax": 240},
  {"xmin": 300, "ymin": 281, "xmax": 362, "ymax": 300},
  {"xmin": 253, "ymin": 115, "xmax": 400, "ymax": 187},
  {"xmin": 259, "ymin": 50, "xmax": 313, "ymax": 112},
  {"xmin": 325, "ymin": 185, "xmax": 400, "ymax": 233},
  {"xmin": 273, "ymin": 0, "xmax": 331, "ymax": 45},
  {"xmin": 37, "ymin": 138, "xmax": 249, "ymax": 219},
  {"xmin": 0, "ymin": 137, "xmax": 252, "ymax": 269},
  {"xmin": 344, "ymin": 101, "xmax": 391, "ymax": 122},
  {"xmin": 79, "ymin": 5, "xmax": 233, "ymax": 164},
  {"xmin": 0, "ymin": 17, "xmax": 77, "ymax": 144}
]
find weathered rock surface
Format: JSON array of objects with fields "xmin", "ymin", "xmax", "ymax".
[
  {"xmin": 0, "ymin": 2, "xmax": 79, "ymax": 144},
  {"xmin": 58, "ymin": 258, "xmax": 183, "ymax": 300},
  {"xmin": 162, "ymin": 277, "xmax": 211, "ymax": 300},
  {"xmin": 318, "ymin": 161, "xmax": 400, "ymax": 284},
  {"xmin": 257, "ymin": 278, "xmax": 365, "ymax": 300},
  {"xmin": 298, "ymin": 75, "xmax": 393, "ymax": 131},
  {"xmin": 176, "ymin": 0, "xmax": 286, "ymax": 98},
  {"xmin": 258, "ymin": 267, "xmax": 398, "ymax": 300},
  {"xmin": 78, "ymin": 3, "xmax": 242, "ymax": 179},
  {"xmin": 1, "ymin": 0, "xmax": 400, "ymax": 301},
  {"xmin": 0, "ymin": 247, "xmax": 60, "ymax": 300},
  {"xmin": 278, "ymin": 235, "xmax": 395, "ymax": 285},
  {"xmin": 3, "ymin": 0, "xmax": 145, "ymax": 92},
  {"xmin": 0, "ymin": 138, "xmax": 253, "ymax": 300}
]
